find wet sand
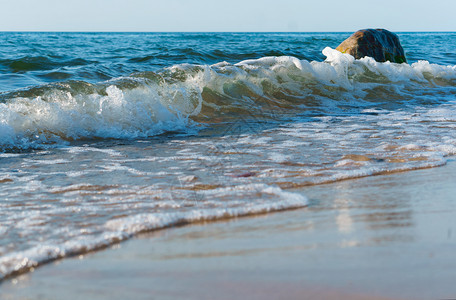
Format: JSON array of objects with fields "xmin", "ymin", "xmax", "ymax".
[{"xmin": 2, "ymin": 162, "xmax": 456, "ymax": 300}]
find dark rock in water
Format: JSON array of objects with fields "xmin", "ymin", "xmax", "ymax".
[{"xmin": 336, "ymin": 29, "xmax": 407, "ymax": 63}]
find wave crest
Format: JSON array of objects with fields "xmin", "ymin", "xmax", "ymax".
[{"xmin": 1, "ymin": 47, "xmax": 456, "ymax": 151}]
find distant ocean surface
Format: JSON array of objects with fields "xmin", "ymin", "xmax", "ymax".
[{"xmin": 1, "ymin": 32, "xmax": 456, "ymax": 280}]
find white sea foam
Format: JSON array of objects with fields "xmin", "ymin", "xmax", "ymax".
[
  {"xmin": 0, "ymin": 80, "xmax": 202, "ymax": 150},
  {"xmin": 0, "ymin": 184, "xmax": 307, "ymax": 280}
]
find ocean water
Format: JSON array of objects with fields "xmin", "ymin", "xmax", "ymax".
[{"xmin": 1, "ymin": 32, "xmax": 456, "ymax": 280}]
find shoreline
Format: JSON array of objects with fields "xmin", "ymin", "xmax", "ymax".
[{"xmin": 2, "ymin": 161, "xmax": 456, "ymax": 299}]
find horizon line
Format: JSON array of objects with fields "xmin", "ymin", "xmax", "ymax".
[{"xmin": 1, "ymin": 30, "xmax": 456, "ymax": 33}]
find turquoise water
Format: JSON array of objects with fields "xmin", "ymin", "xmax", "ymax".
[{"xmin": 1, "ymin": 32, "xmax": 456, "ymax": 280}]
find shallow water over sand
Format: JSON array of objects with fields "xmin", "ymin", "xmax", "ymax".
[{"xmin": 2, "ymin": 162, "xmax": 456, "ymax": 300}]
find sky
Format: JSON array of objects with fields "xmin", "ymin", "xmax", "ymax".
[{"xmin": 0, "ymin": 0, "xmax": 455, "ymax": 32}]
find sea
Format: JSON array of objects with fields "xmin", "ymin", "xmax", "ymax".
[{"xmin": 1, "ymin": 32, "xmax": 456, "ymax": 280}]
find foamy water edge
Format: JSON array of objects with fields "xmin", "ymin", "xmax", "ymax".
[{"xmin": 0, "ymin": 184, "xmax": 307, "ymax": 281}]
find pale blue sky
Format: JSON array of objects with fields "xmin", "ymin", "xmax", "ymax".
[{"xmin": 1, "ymin": 0, "xmax": 454, "ymax": 32}]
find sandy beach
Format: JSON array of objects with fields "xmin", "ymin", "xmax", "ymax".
[{"xmin": 1, "ymin": 161, "xmax": 456, "ymax": 300}]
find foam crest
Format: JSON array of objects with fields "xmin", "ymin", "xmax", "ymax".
[
  {"xmin": 0, "ymin": 77, "xmax": 203, "ymax": 150},
  {"xmin": 323, "ymin": 47, "xmax": 456, "ymax": 85}
]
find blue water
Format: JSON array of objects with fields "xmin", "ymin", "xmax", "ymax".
[
  {"xmin": 1, "ymin": 32, "xmax": 456, "ymax": 280},
  {"xmin": 2, "ymin": 32, "xmax": 455, "ymax": 91},
  {"xmin": 0, "ymin": 32, "xmax": 330, "ymax": 91}
]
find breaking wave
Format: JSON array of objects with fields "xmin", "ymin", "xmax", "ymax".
[{"xmin": 1, "ymin": 47, "xmax": 456, "ymax": 151}]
